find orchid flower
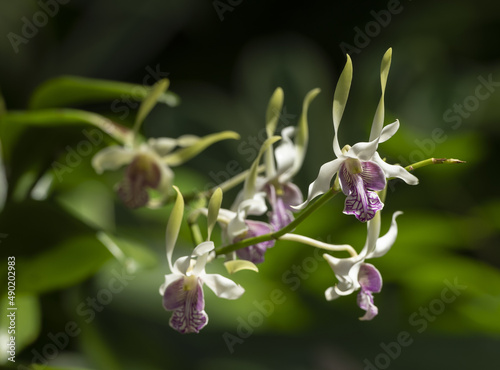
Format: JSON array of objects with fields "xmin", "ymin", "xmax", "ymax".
[
  {"xmin": 239, "ymin": 88, "xmax": 320, "ymax": 230},
  {"xmin": 159, "ymin": 187, "xmax": 245, "ymax": 333},
  {"xmin": 92, "ymin": 79, "xmax": 239, "ymax": 208},
  {"xmin": 323, "ymin": 211, "xmax": 402, "ymax": 320},
  {"xmin": 295, "ymin": 49, "xmax": 418, "ymax": 222}
]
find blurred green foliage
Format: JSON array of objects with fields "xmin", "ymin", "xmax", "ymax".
[{"xmin": 0, "ymin": 0, "xmax": 499, "ymax": 369}]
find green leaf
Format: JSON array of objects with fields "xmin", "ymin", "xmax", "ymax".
[
  {"xmin": 224, "ymin": 260, "xmax": 259, "ymax": 274},
  {"xmin": 166, "ymin": 186, "xmax": 184, "ymax": 266},
  {"xmin": 293, "ymin": 88, "xmax": 320, "ymax": 175},
  {"xmin": 369, "ymin": 48, "xmax": 392, "ymax": 141},
  {"xmin": 332, "ymin": 54, "xmax": 353, "ymax": 155},
  {"xmin": 207, "ymin": 188, "xmax": 223, "ymax": 240},
  {"xmin": 15, "ymin": 235, "xmax": 112, "ymax": 295},
  {"xmin": 29, "ymin": 75, "xmax": 180, "ymax": 110},
  {"xmin": 0, "ymin": 294, "xmax": 41, "ymax": 365},
  {"xmin": 244, "ymin": 135, "xmax": 281, "ymax": 199},
  {"xmin": 0, "ymin": 139, "xmax": 7, "ymax": 212},
  {"xmin": 96, "ymin": 232, "xmax": 158, "ymax": 273},
  {"xmin": 1, "ymin": 109, "xmax": 132, "ymax": 144},
  {"xmin": 133, "ymin": 78, "xmax": 170, "ymax": 135},
  {"xmin": 163, "ymin": 131, "xmax": 240, "ymax": 166}
]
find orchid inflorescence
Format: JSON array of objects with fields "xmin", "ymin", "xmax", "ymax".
[{"xmin": 90, "ymin": 48, "xmax": 463, "ymax": 333}]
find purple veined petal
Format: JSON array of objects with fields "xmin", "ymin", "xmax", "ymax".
[
  {"xmin": 368, "ymin": 211, "xmax": 403, "ymax": 259},
  {"xmin": 293, "ymin": 158, "xmax": 343, "ymax": 211},
  {"xmin": 357, "ymin": 289, "xmax": 378, "ymax": 321},
  {"xmin": 203, "ymin": 273, "xmax": 245, "ymax": 300},
  {"xmin": 358, "ymin": 263, "xmax": 382, "ymax": 294},
  {"xmin": 265, "ymin": 184, "xmax": 294, "ymax": 230},
  {"xmin": 360, "ymin": 161, "xmax": 386, "ymax": 191},
  {"xmin": 371, "ymin": 152, "xmax": 419, "ymax": 185},
  {"xmin": 339, "ymin": 162, "xmax": 384, "ymax": 222},
  {"xmin": 159, "ymin": 273, "xmax": 183, "ymax": 295},
  {"xmin": 281, "ymin": 182, "xmax": 304, "ymax": 209},
  {"xmin": 357, "ymin": 263, "xmax": 382, "ymax": 321},
  {"xmin": 164, "ymin": 276, "xmax": 208, "ymax": 333}
]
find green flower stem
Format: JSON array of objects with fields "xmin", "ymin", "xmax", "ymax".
[
  {"xmin": 215, "ymin": 187, "xmax": 340, "ymax": 256},
  {"xmin": 1, "ymin": 109, "xmax": 132, "ymax": 144},
  {"xmin": 188, "ymin": 221, "xmax": 204, "ymax": 247},
  {"xmin": 404, "ymin": 157, "xmax": 465, "ymax": 171},
  {"xmin": 279, "ymin": 233, "xmax": 357, "ymax": 257}
]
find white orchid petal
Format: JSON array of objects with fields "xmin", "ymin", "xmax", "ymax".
[
  {"xmin": 172, "ymin": 256, "xmax": 190, "ymax": 276},
  {"xmin": 323, "ymin": 253, "xmax": 363, "ymax": 296},
  {"xmin": 203, "ymin": 273, "xmax": 245, "ymax": 300},
  {"xmin": 347, "ymin": 140, "xmax": 379, "ymax": 161},
  {"xmin": 369, "ymin": 211, "xmax": 403, "ymax": 258},
  {"xmin": 293, "ymin": 158, "xmax": 343, "ymax": 211},
  {"xmin": 147, "ymin": 137, "xmax": 178, "ymax": 156},
  {"xmin": 325, "ymin": 286, "xmax": 340, "ymax": 301},
  {"xmin": 275, "ymin": 126, "xmax": 296, "ymax": 180},
  {"xmin": 378, "ymin": 120, "xmax": 400, "ymax": 143},
  {"xmin": 92, "ymin": 146, "xmax": 135, "ymax": 174},
  {"xmin": 192, "ymin": 241, "xmax": 215, "ymax": 257},
  {"xmin": 372, "ymin": 152, "xmax": 419, "ymax": 185}
]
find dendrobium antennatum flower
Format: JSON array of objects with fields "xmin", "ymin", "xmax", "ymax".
[
  {"xmin": 295, "ymin": 50, "xmax": 418, "ymax": 222},
  {"xmin": 323, "ymin": 211, "xmax": 402, "ymax": 320},
  {"xmin": 92, "ymin": 78, "xmax": 239, "ymax": 208},
  {"xmin": 160, "ymin": 187, "xmax": 245, "ymax": 333},
  {"xmin": 241, "ymin": 88, "xmax": 320, "ymax": 230}
]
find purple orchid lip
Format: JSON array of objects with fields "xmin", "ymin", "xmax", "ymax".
[
  {"xmin": 357, "ymin": 263, "xmax": 383, "ymax": 320},
  {"xmin": 235, "ymin": 220, "xmax": 275, "ymax": 264},
  {"xmin": 265, "ymin": 182, "xmax": 303, "ymax": 230},
  {"xmin": 339, "ymin": 159, "xmax": 386, "ymax": 222},
  {"xmin": 117, "ymin": 154, "xmax": 161, "ymax": 209},
  {"xmin": 163, "ymin": 276, "xmax": 208, "ymax": 334}
]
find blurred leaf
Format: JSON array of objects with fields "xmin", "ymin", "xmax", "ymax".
[
  {"xmin": 0, "ymin": 294, "xmax": 40, "ymax": 365},
  {"xmin": 15, "ymin": 235, "xmax": 112, "ymax": 295},
  {"xmin": 28, "ymin": 76, "xmax": 180, "ymax": 110},
  {"xmin": 0, "ymin": 139, "xmax": 7, "ymax": 212},
  {"xmin": 57, "ymin": 181, "xmax": 115, "ymax": 232},
  {"xmin": 96, "ymin": 232, "xmax": 158, "ymax": 273},
  {"xmin": 1, "ymin": 109, "xmax": 131, "ymax": 144}
]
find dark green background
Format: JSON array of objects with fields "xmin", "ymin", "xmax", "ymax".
[{"xmin": 1, "ymin": 0, "xmax": 499, "ymax": 369}]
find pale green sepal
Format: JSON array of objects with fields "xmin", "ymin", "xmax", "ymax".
[
  {"xmin": 369, "ymin": 48, "xmax": 392, "ymax": 141},
  {"xmin": 265, "ymin": 87, "xmax": 284, "ymax": 137},
  {"xmin": 332, "ymin": 54, "xmax": 353, "ymax": 157},
  {"xmin": 244, "ymin": 135, "xmax": 281, "ymax": 199},
  {"xmin": 166, "ymin": 186, "xmax": 184, "ymax": 269},
  {"xmin": 207, "ymin": 187, "xmax": 223, "ymax": 240},
  {"xmin": 133, "ymin": 79, "xmax": 170, "ymax": 135},
  {"xmin": 293, "ymin": 88, "xmax": 321, "ymax": 175},
  {"xmin": 163, "ymin": 131, "xmax": 240, "ymax": 166},
  {"xmin": 265, "ymin": 87, "xmax": 284, "ymax": 178},
  {"xmin": 224, "ymin": 259, "xmax": 259, "ymax": 274}
]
